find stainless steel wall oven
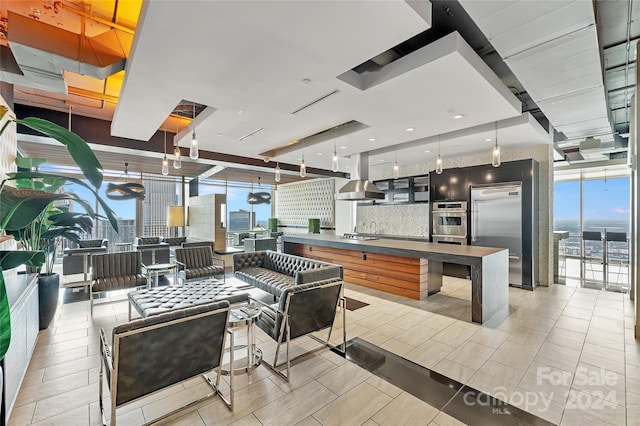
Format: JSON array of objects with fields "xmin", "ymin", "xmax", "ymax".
[{"xmin": 432, "ymin": 201, "xmax": 468, "ymax": 245}]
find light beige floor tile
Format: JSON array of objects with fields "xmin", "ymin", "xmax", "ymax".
[
  {"xmin": 14, "ymin": 371, "xmax": 88, "ymax": 407},
  {"xmin": 580, "ymin": 342, "xmax": 625, "ymax": 374},
  {"xmin": 571, "ymin": 362, "xmax": 625, "ymax": 407},
  {"xmin": 509, "ymin": 388, "xmax": 564, "ymax": 425},
  {"xmin": 30, "ymin": 383, "xmax": 95, "ymax": 423},
  {"xmin": 517, "ymin": 361, "xmax": 572, "ymax": 404},
  {"xmin": 42, "ymin": 354, "xmax": 100, "ymax": 382},
  {"xmin": 432, "ymin": 359, "xmax": 476, "ymax": 384},
  {"xmin": 430, "ymin": 411, "xmax": 466, "ymax": 426},
  {"xmin": 316, "ymin": 361, "xmax": 372, "ymax": 396},
  {"xmin": 554, "ymin": 315, "xmax": 591, "ymax": 334},
  {"xmin": 404, "ymin": 340, "xmax": 455, "ymax": 369},
  {"xmin": 468, "ymin": 327, "xmax": 509, "ymax": 349},
  {"xmin": 627, "ymin": 364, "xmax": 640, "ymax": 395},
  {"xmin": 394, "ymin": 324, "xmax": 440, "ymax": 347},
  {"xmin": 585, "ymin": 327, "xmax": 625, "ymax": 352},
  {"xmin": 483, "ymin": 314, "xmax": 523, "ymax": 332},
  {"xmin": 562, "ymin": 306, "xmax": 594, "ymax": 321},
  {"xmin": 489, "ymin": 341, "xmax": 536, "ymax": 371},
  {"xmin": 154, "ymin": 409, "xmax": 205, "ymax": 426},
  {"xmin": 6, "ymin": 402, "xmax": 35, "ymax": 426},
  {"xmin": 560, "ymin": 390, "xmax": 625, "ymax": 426},
  {"xmin": 378, "ymin": 338, "xmax": 414, "ymax": 356},
  {"xmin": 447, "ymin": 340, "xmax": 495, "ymax": 370},
  {"xmin": 372, "ymin": 391, "xmax": 438, "ymax": 426},
  {"xmin": 521, "ymin": 315, "xmax": 557, "ymax": 333},
  {"xmin": 36, "ymin": 328, "xmax": 88, "ymax": 347},
  {"xmin": 506, "ymin": 326, "xmax": 548, "ymax": 350},
  {"xmin": 432, "ymin": 324, "xmax": 476, "ymax": 348},
  {"xmin": 387, "ymin": 312, "xmax": 433, "ymax": 330},
  {"xmin": 30, "ymin": 405, "xmax": 89, "ymax": 426},
  {"xmin": 626, "ymin": 391, "xmax": 640, "ymax": 426},
  {"xmin": 365, "ymin": 376, "xmax": 402, "ymax": 398},
  {"xmin": 27, "ymin": 346, "xmax": 88, "ymax": 371},
  {"xmin": 534, "ymin": 342, "xmax": 581, "ymax": 373},
  {"xmin": 294, "ymin": 416, "xmax": 323, "ymax": 426},
  {"xmin": 197, "ymin": 377, "xmax": 286, "ymax": 425},
  {"xmin": 626, "ymin": 342, "xmax": 640, "ymax": 368},
  {"xmin": 545, "ymin": 327, "xmax": 586, "ymax": 352},
  {"xmin": 142, "ymin": 382, "xmax": 212, "ymax": 422},
  {"xmin": 266, "ymin": 353, "xmax": 339, "ymax": 394},
  {"xmin": 21, "ymin": 369, "xmax": 45, "ymax": 389},
  {"xmin": 253, "ymin": 380, "xmax": 336, "ymax": 426},
  {"xmin": 311, "ymin": 382, "xmax": 392, "ymax": 426},
  {"xmin": 468, "ymin": 360, "xmax": 524, "ymax": 399}
]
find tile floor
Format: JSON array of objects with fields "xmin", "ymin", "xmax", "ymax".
[{"xmin": 6, "ymin": 276, "xmax": 640, "ymax": 426}]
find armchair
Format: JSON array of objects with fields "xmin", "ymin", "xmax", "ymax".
[
  {"xmin": 62, "ymin": 239, "xmax": 109, "ymax": 285},
  {"xmin": 90, "ymin": 251, "xmax": 147, "ymax": 313},
  {"xmin": 237, "ymin": 232, "xmax": 256, "ymax": 245},
  {"xmin": 133, "ymin": 236, "xmax": 170, "ymax": 265},
  {"xmin": 99, "ymin": 301, "xmax": 234, "ymax": 425},
  {"xmin": 250, "ymin": 279, "xmax": 345, "ymax": 382},
  {"xmin": 175, "ymin": 245, "xmax": 225, "ymax": 283}
]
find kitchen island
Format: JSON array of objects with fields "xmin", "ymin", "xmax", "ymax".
[{"xmin": 282, "ymin": 234, "xmax": 508, "ymax": 324}]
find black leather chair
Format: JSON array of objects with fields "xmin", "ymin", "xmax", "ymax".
[
  {"xmin": 99, "ymin": 301, "xmax": 234, "ymax": 424},
  {"xmin": 90, "ymin": 251, "xmax": 147, "ymax": 314},
  {"xmin": 237, "ymin": 232, "xmax": 256, "ymax": 246},
  {"xmin": 133, "ymin": 236, "xmax": 170, "ymax": 265},
  {"xmin": 175, "ymin": 245, "xmax": 225, "ymax": 283},
  {"xmin": 250, "ymin": 279, "xmax": 345, "ymax": 381},
  {"xmin": 62, "ymin": 239, "xmax": 108, "ymax": 285}
]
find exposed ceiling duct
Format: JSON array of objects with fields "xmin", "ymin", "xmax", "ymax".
[
  {"xmin": 336, "ymin": 152, "xmax": 385, "ymax": 201},
  {"xmin": 3, "ymin": 11, "xmax": 130, "ymax": 94}
]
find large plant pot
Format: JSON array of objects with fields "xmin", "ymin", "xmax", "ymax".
[{"xmin": 38, "ymin": 273, "xmax": 59, "ymax": 330}]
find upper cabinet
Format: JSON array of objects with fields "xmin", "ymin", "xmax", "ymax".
[
  {"xmin": 432, "ymin": 171, "xmax": 469, "ymax": 201},
  {"xmin": 366, "ymin": 175, "xmax": 429, "ymax": 205}
]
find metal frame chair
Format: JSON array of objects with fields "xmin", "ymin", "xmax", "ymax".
[
  {"xmin": 581, "ymin": 231, "xmax": 603, "ymax": 287},
  {"xmin": 605, "ymin": 231, "xmax": 629, "ymax": 291},
  {"xmin": 175, "ymin": 245, "xmax": 226, "ymax": 284},
  {"xmin": 99, "ymin": 301, "xmax": 234, "ymax": 425},
  {"xmin": 250, "ymin": 279, "xmax": 346, "ymax": 382}
]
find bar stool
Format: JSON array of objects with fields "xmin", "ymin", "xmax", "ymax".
[
  {"xmin": 582, "ymin": 231, "xmax": 604, "ymax": 288},
  {"xmin": 605, "ymin": 231, "xmax": 629, "ymax": 291}
]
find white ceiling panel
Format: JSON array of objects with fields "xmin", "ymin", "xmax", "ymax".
[
  {"xmin": 459, "ymin": 0, "xmax": 594, "ymax": 59},
  {"xmin": 504, "ymin": 26, "xmax": 603, "ymax": 102}
]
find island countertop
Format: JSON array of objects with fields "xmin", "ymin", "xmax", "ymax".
[
  {"xmin": 281, "ymin": 233, "xmax": 506, "ymax": 266},
  {"xmin": 282, "ymin": 233, "xmax": 509, "ymax": 324}
]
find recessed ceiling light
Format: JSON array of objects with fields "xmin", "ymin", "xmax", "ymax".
[
  {"xmin": 369, "ymin": 138, "xmax": 376, "ymax": 142},
  {"xmin": 316, "ymin": 152, "xmax": 323, "ymax": 155},
  {"xmin": 453, "ymin": 114, "xmax": 464, "ymax": 119},
  {"xmin": 424, "ymin": 150, "xmax": 431, "ymax": 153},
  {"xmin": 406, "ymin": 128, "xmax": 414, "ymax": 132},
  {"xmin": 238, "ymin": 110, "xmax": 243, "ymax": 114},
  {"xmin": 379, "ymin": 159, "xmax": 385, "ymax": 162},
  {"xmin": 340, "ymin": 146, "xmax": 347, "ymax": 149},
  {"xmin": 484, "ymin": 138, "xmax": 492, "ymax": 142}
]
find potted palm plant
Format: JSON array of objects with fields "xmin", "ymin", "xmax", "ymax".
[
  {"xmin": 7, "ymin": 157, "xmax": 96, "ymax": 329},
  {"xmin": 0, "ymin": 106, "xmax": 117, "ymax": 363}
]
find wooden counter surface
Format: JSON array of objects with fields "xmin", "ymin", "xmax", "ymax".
[{"xmin": 282, "ymin": 234, "xmax": 508, "ymax": 324}]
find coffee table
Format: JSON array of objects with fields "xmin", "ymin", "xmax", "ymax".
[
  {"xmin": 143, "ymin": 262, "xmax": 176, "ymax": 288},
  {"xmin": 127, "ymin": 278, "xmax": 250, "ymax": 320}
]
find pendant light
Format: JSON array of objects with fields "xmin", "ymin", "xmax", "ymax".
[
  {"xmin": 393, "ymin": 153, "xmax": 399, "ymax": 179},
  {"xmin": 173, "ymin": 117, "xmax": 182, "ymax": 169},
  {"xmin": 300, "ymin": 154, "xmax": 306, "ymax": 177},
  {"xmin": 492, "ymin": 122, "xmax": 501, "ymax": 168},
  {"xmin": 161, "ymin": 129, "xmax": 169, "ymax": 176},
  {"xmin": 275, "ymin": 162, "xmax": 281, "ymax": 182},
  {"xmin": 332, "ymin": 143, "xmax": 339, "ymax": 172},
  {"xmin": 435, "ymin": 135, "xmax": 443, "ymax": 175},
  {"xmin": 190, "ymin": 102, "xmax": 199, "ymax": 160}
]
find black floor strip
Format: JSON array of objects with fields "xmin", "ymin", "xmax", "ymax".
[
  {"xmin": 334, "ymin": 338, "xmax": 555, "ymax": 426},
  {"xmin": 344, "ymin": 297, "xmax": 369, "ymax": 311}
]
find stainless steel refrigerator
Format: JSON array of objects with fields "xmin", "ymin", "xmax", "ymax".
[{"xmin": 470, "ymin": 183, "xmax": 523, "ymax": 287}]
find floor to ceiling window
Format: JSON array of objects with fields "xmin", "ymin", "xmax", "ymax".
[{"xmin": 554, "ymin": 166, "xmax": 630, "ymax": 291}]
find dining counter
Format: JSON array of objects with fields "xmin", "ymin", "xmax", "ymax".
[{"xmin": 282, "ymin": 234, "xmax": 508, "ymax": 323}]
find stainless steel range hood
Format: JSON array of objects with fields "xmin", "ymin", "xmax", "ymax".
[{"xmin": 336, "ymin": 153, "xmax": 385, "ymax": 201}]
